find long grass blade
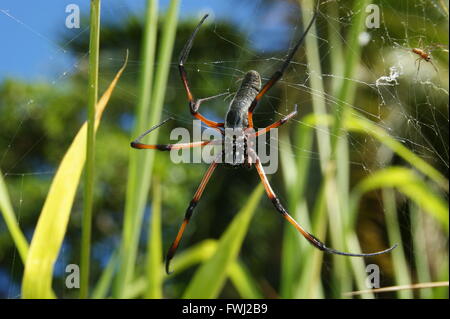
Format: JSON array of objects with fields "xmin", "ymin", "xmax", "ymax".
[
  {"xmin": 183, "ymin": 184, "xmax": 264, "ymax": 299},
  {"xmin": 124, "ymin": 240, "xmax": 218, "ymax": 298},
  {"xmin": 300, "ymin": 0, "xmax": 355, "ymax": 298},
  {"xmin": 229, "ymin": 261, "xmax": 263, "ymax": 299},
  {"xmin": 165, "ymin": 240, "xmax": 218, "ymax": 277},
  {"xmin": 279, "ymin": 127, "xmax": 315, "ymax": 297},
  {"xmin": 329, "ymin": 0, "xmax": 370, "ymax": 151},
  {"xmin": 115, "ymin": 0, "xmax": 158, "ymax": 296},
  {"xmin": 0, "ymin": 170, "xmax": 28, "ymax": 263},
  {"xmin": 115, "ymin": 0, "xmax": 180, "ymax": 297},
  {"xmin": 279, "ymin": 132, "xmax": 301, "ymax": 298},
  {"xmin": 346, "ymin": 116, "xmax": 448, "ymax": 192},
  {"xmin": 295, "ymin": 183, "xmax": 327, "ymax": 298},
  {"xmin": 330, "ymin": 0, "xmax": 372, "ymax": 298},
  {"xmin": 382, "ymin": 189, "xmax": 413, "ymax": 298},
  {"xmin": 298, "ymin": 113, "xmax": 448, "ymax": 192},
  {"xmin": 411, "ymin": 205, "xmax": 433, "ymax": 298},
  {"xmin": 91, "ymin": 250, "xmax": 118, "ymax": 299},
  {"xmin": 346, "ymin": 165, "xmax": 448, "ymax": 298},
  {"xmin": 279, "ymin": 0, "xmax": 328, "ymax": 299},
  {"xmin": 125, "ymin": 244, "xmax": 264, "ymax": 299},
  {"xmin": 350, "ymin": 167, "xmax": 448, "ymax": 231},
  {"xmin": 80, "ymin": 0, "xmax": 101, "ymax": 299},
  {"xmin": 21, "ymin": 55, "xmax": 128, "ymax": 299},
  {"xmin": 145, "ymin": 178, "xmax": 162, "ymax": 298}
]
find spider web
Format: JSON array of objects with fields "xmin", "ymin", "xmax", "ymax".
[
  {"xmin": 0, "ymin": 0, "xmax": 448, "ymax": 298},
  {"xmin": 161, "ymin": 1, "xmax": 448, "ymax": 296}
]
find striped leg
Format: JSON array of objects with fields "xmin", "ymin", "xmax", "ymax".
[
  {"xmin": 179, "ymin": 14, "xmax": 224, "ymax": 128},
  {"xmin": 132, "ymin": 140, "xmax": 214, "ymax": 151},
  {"xmin": 252, "ymin": 105, "xmax": 298, "ymax": 138},
  {"xmin": 131, "ymin": 117, "xmax": 221, "ymax": 150},
  {"xmin": 253, "ymin": 156, "xmax": 397, "ymax": 257},
  {"xmin": 165, "ymin": 159, "xmax": 219, "ymax": 274},
  {"xmin": 247, "ymin": 2, "xmax": 319, "ymax": 128}
]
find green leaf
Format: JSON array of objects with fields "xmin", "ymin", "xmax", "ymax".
[
  {"xmin": 91, "ymin": 250, "xmax": 118, "ymax": 299},
  {"xmin": 80, "ymin": 0, "xmax": 101, "ymax": 298},
  {"xmin": 21, "ymin": 56, "xmax": 128, "ymax": 299},
  {"xmin": 145, "ymin": 178, "xmax": 163, "ymax": 299},
  {"xmin": 300, "ymin": 113, "xmax": 449, "ymax": 192},
  {"xmin": 382, "ymin": 189, "xmax": 413, "ymax": 298},
  {"xmin": 229, "ymin": 261, "xmax": 263, "ymax": 299},
  {"xmin": 166, "ymin": 240, "xmax": 218, "ymax": 276},
  {"xmin": 123, "ymin": 240, "xmax": 218, "ymax": 298},
  {"xmin": 351, "ymin": 167, "xmax": 448, "ymax": 232},
  {"xmin": 116, "ymin": 0, "xmax": 180, "ymax": 297},
  {"xmin": 346, "ymin": 116, "xmax": 449, "ymax": 192},
  {"xmin": 0, "ymin": 170, "xmax": 29, "ymax": 263},
  {"xmin": 183, "ymin": 184, "xmax": 264, "ymax": 298}
]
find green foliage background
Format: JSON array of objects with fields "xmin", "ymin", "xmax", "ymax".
[{"xmin": 0, "ymin": 0, "xmax": 448, "ymax": 298}]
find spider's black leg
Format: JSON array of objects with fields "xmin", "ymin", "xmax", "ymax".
[
  {"xmin": 247, "ymin": 2, "xmax": 319, "ymax": 128},
  {"xmin": 131, "ymin": 117, "xmax": 221, "ymax": 150},
  {"xmin": 253, "ymin": 155, "xmax": 397, "ymax": 257},
  {"xmin": 165, "ymin": 158, "xmax": 219, "ymax": 274},
  {"xmin": 179, "ymin": 14, "xmax": 224, "ymax": 128},
  {"xmin": 252, "ymin": 105, "xmax": 298, "ymax": 138}
]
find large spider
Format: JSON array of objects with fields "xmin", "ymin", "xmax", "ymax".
[{"xmin": 131, "ymin": 5, "xmax": 397, "ymax": 274}]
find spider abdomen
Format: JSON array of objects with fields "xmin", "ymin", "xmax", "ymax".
[
  {"xmin": 412, "ymin": 48, "xmax": 431, "ymax": 61},
  {"xmin": 225, "ymin": 70, "xmax": 261, "ymax": 129}
]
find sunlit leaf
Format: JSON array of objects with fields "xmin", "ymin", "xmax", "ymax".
[
  {"xmin": 229, "ymin": 260, "xmax": 263, "ymax": 299},
  {"xmin": 300, "ymin": 113, "xmax": 449, "ymax": 192},
  {"xmin": 351, "ymin": 167, "xmax": 448, "ymax": 232},
  {"xmin": 124, "ymin": 240, "xmax": 218, "ymax": 298},
  {"xmin": 115, "ymin": 0, "xmax": 179, "ymax": 297},
  {"xmin": 346, "ymin": 116, "xmax": 449, "ymax": 192},
  {"xmin": 21, "ymin": 55, "xmax": 128, "ymax": 299},
  {"xmin": 0, "ymin": 169, "xmax": 28, "ymax": 262},
  {"xmin": 183, "ymin": 184, "xmax": 264, "ymax": 299}
]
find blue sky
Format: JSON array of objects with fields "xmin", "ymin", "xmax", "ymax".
[{"xmin": 0, "ymin": 0, "xmax": 294, "ymax": 82}]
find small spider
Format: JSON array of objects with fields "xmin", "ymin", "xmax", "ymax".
[
  {"xmin": 411, "ymin": 40, "xmax": 439, "ymax": 75},
  {"xmin": 132, "ymin": 6, "xmax": 397, "ymax": 274}
]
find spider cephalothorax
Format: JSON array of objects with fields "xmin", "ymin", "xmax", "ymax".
[{"xmin": 131, "ymin": 2, "xmax": 397, "ymax": 274}]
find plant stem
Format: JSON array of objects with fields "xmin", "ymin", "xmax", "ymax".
[
  {"xmin": 80, "ymin": 0, "xmax": 101, "ymax": 299},
  {"xmin": 0, "ymin": 170, "xmax": 28, "ymax": 263},
  {"xmin": 145, "ymin": 177, "xmax": 162, "ymax": 298},
  {"xmin": 330, "ymin": 0, "xmax": 370, "ymax": 154},
  {"xmin": 115, "ymin": 0, "xmax": 180, "ymax": 297},
  {"xmin": 115, "ymin": 0, "xmax": 158, "ymax": 297},
  {"xmin": 383, "ymin": 189, "xmax": 413, "ymax": 298}
]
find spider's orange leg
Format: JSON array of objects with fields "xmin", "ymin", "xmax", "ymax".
[
  {"xmin": 253, "ymin": 155, "xmax": 397, "ymax": 257},
  {"xmin": 131, "ymin": 117, "xmax": 221, "ymax": 150},
  {"xmin": 131, "ymin": 140, "xmax": 215, "ymax": 151},
  {"xmin": 247, "ymin": 2, "xmax": 319, "ymax": 128},
  {"xmin": 165, "ymin": 158, "xmax": 219, "ymax": 274},
  {"xmin": 252, "ymin": 105, "xmax": 298, "ymax": 137},
  {"xmin": 179, "ymin": 14, "xmax": 224, "ymax": 129}
]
